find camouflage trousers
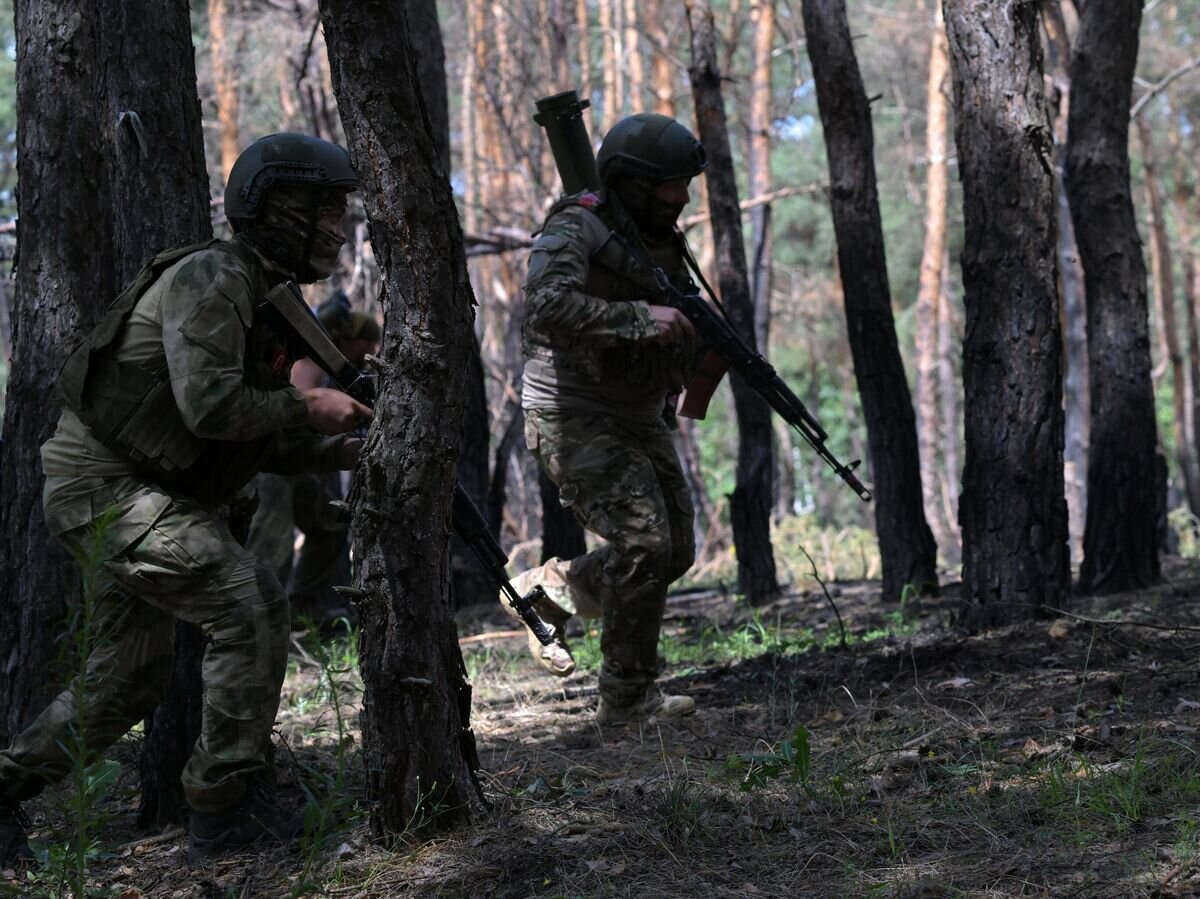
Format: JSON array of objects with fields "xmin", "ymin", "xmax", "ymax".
[
  {"xmin": 246, "ymin": 471, "xmax": 352, "ymax": 626},
  {"xmin": 525, "ymin": 409, "xmax": 695, "ymax": 706},
  {"xmin": 0, "ymin": 474, "xmax": 290, "ymax": 813}
]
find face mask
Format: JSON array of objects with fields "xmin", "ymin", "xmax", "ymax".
[{"xmin": 242, "ymin": 187, "xmax": 347, "ymax": 282}]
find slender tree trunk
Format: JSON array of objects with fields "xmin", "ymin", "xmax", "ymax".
[
  {"xmin": 318, "ymin": 0, "xmax": 487, "ymax": 832},
  {"xmin": 936, "ymin": 250, "xmax": 961, "ymax": 563},
  {"xmin": 686, "ymin": 0, "xmax": 780, "ymax": 604},
  {"xmin": 1, "ymin": 0, "xmax": 112, "ymax": 740},
  {"xmin": 1170, "ymin": 124, "xmax": 1200, "ymax": 482},
  {"xmin": 1138, "ymin": 116, "xmax": 1199, "ymax": 515},
  {"xmin": 748, "ymin": 0, "xmax": 775, "ymax": 357},
  {"xmin": 914, "ymin": 2, "xmax": 950, "ymax": 558},
  {"xmin": 1064, "ymin": 0, "xmax": 1160, "ymax": 594},
  {"xmin": 576, "ymin": 0, "xmax": 596, "ymax": 134},
  {"xmin": 944, "ymin": 0, "xmax": 1070, "ymax": 625},
  {"xmin": 803, "ymin": 0, "xmax": 938, "ymax": 601},
  {"xmin": 208, "ymin": 0, "xmax": 241, "ymax": 183},
  {"xmin": 623, "ymin": 0, "xmax": 644, "ymax": 109},
  {"xmin": 599, "ymin": 0, "xmax": 621, "ymax": 130},
  {"xmin": 645, "ymin": 0, "xmax": 675, "ymax": 117},
  {"xmin": 94, "ymin": 0, "xmax": 214, "ymax": 827},
  {"xmin": 1042, "ymin": 0, "xmax": 1088, "ymax": 568},
  {"xmin": 409, "ymin": 0, "xmax": 492, "ymax": 607}
]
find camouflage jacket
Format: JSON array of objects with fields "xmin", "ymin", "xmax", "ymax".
[
  {"xmin": 521, "ymin": 191, "xmax": 693, "ymax": 394},
  {"xmin": 50, "ymin": 237, "xmax": 344, "ymax": 507}
]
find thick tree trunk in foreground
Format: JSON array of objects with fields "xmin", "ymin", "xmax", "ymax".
[
  {"xmin": 803, "ymin": 0, "xmax": 937, "ymax": 601},
  {"xmin": 914, "ymin": 3, "xmax": 951, "ymax": 558},
  {"xmin": 408, "ymin": 0, "xmax": 494, "ymax": 606},
  {"xmin": 1064, "ymin": 0, "xmax": 1159, "ymax": 594},
  {"xmin": 319, "ymin": 0, "xmax": 486, "ymax": 832},
  {"xmin": 686, "ymin": 0, "xmax": 780, "ymax": 604},
  {"xmin": 945, "ymin": 0, "xmax": 1070, "ymax": 625},
  {"xmin": 0, "ymin": 0, "xmax": 112, "ymax": 740},
  {"xmin": 94, "ymin": 0, "xmax": 214, "ymax": 827}
]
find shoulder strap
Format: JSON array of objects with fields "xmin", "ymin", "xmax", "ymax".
[{"xmin": 55, "ymin": 239, "xmax": 222, "ymax": 414}]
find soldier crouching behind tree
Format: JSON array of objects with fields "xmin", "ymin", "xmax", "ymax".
[
  {"xmin": 503, "ymin": 114, "xmax": 707, "ymax": 724},
  {"xmin": 0, "ymin": 133, "xmax": 372, "ymax": 864}
]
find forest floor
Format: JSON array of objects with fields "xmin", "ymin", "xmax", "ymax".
[{"xmin": 7, "ymin": 558, "xmax": 1200, "ymax": 898}]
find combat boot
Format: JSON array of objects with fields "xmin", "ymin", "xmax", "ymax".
[
  {"xmin": 0, "ymin": 798, "xmax": 32, "ymax": 867},
  {"xmin": 506, "ymin": 562, "xmax": 576, "ymax": 677},
  {"xmin": 595, "ymin": 691, "xmax": 696, "ymax": 724},
  {"xmin": 188, "ymin": 781, "xmax": 305, "ymax": 861}
]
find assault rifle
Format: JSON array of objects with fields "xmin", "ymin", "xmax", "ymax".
[
  {"xmin": 257, "ymin": 281, "xmax": 559, "ymax": 645},
  {"xmin": 533, "ymin": 90, "xmax": 871, "ymax": 502}
]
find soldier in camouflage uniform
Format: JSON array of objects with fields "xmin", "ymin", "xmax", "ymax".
[
  {"xmin": 0, "ymin": 133, "xmax": 372, "ymax": 864},
  {"xmin": 505, "ymin": 114, "xmax": 707, "ymax": 724},
  {"xmin": 246, "ymin": 293, "xmax": 380, "ymax": 632}
]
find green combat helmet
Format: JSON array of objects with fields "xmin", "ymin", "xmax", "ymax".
[
  {"xmin": 224, "ymin": 132, "xmax": 359, "ymax": 224},
  {"xmin": 596, "ymin": 114, "xmax": 707, "ymax": 185}
]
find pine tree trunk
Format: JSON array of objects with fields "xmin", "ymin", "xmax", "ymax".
[
  {"xmin": 936, "ymin": 252, "xmax": 961, "ymax": 562},
  {"xmin": 1042, "ymin": 0, "xmax": 1088, "ymax": 568},
  {"xmin": 93, "ymin": 0, "xmax": 214, "ymax": 828},
  {"xmin": 0, "ymin": 0, "xmax": 112, "ymax": 740},
  {"xmin": 623, "ymin": 0, "xmax": 644, "ymax": 108},
  {"xmin": 599, "ymin": 0, "xmax": 621, "ymax": 130},
  {"xmin": 686, "ymin": 0, "xmax": 780, "ymax": 604},
  {"xmin": 208, "ymin": 0, "xmax": 241, "ymax": 183},
  {"xmin": 748, "ymin": 0, "xmax": 774, "ymax": 358},
  {"xmin": 645, "ymin": 0, "xmax": 675, "ymax": 117},
  {"xmin": 914, "ymin": 2, "xmax": 950, "ymax": 558},
  {"xmin": 1170, "ymin": 125, "xmax": 1200, "ymax": 479},
  {"xmin": 802, "ymin": 0, "xmax": 938, "ymax": 602},
  {"xmin": 318, "ymin": 0, "xmax": 487, "ymax": 832},
  {"xmin": 409, "ymin": 0, "xmax": 493, "ymax": 607},
  {"xmin": 1064, "ymin": 0, "xmax": 1160, "ymax": 594},
  {"xmin": 944, "ymin": 0, "xmax": 1070, "ymax": 625},
  {"xmin": 1138, "ymin": 117, "xmax": 1198, "ymax": 514}
]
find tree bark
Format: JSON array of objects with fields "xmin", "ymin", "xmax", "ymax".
[
  {"xmin": 686, "ymin": 0, "xmax": 780, "ymax": 604},
  {"xmin": 1042, "ymin": 0, "xmax": 1088, "ymax": 568},
  {"xmin": 1170, "ymin": 123, "xmax": 1200, "ymax": 485},
  {"xmin": 1138, "ymin": 116, "xmax": 1199, "ymax": 515},
  {"xmin": 944, "ymin": 0, "xmax": 1070, "ymax": 625},
  {"xmin": 408, "ymin": 0, "xmax": 493, "ymax": 607},
  {"xmin": 803, "ymin": 0, "xmax": 938, "ymax": 601},
  {"xmin": 645, "ymin": 0, "xmax": 675, "ymax": 117},
  {"xmin": 747, "ymin": 0, "xmax": 775, "ymax": 358},
  {"xmin": 623, "ymin": 0, "xmax": 644, "ymax": 109},
  {"xmin": 1064, "ymin": 0, "xmax": 1160, "ymax": 594},
  {"xmin": 599, "ymin": 0, "xmax": 621, "ymax": 130},
  {"xmin": 914, "ymin": 2, "xmax": 951, "ymax": 558},
  {"xmin": 94, "ymin": 0, "xmax": 214, "ymax": 828},
  {"xmin": 318, "ymin": 0, "xmax": 487, "ymax": 832},
  {"xmin": 208, "ymin": 0, "xmax": 241, "ymax": 183},
  {"xmin": 0, "ymin": 0, "xmax": 112, "ymax": 740}
]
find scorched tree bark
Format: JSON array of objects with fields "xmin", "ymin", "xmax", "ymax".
[
  {"xmin": 803, "ymin": 0, "xmax": 938, "ymax": 601},
  {"xmin": 944, "ymin": 0, "xmax": 1070, "ymax": 626},
  {"xmin": 318, "ymin": 0, "xmax": 487, "ymax": 832}
]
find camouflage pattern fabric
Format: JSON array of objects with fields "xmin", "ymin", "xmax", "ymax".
[
  {"xmin": 246, "ymin": 470, "xmax": 352, "ymax": 626},
  {"xmin": 525, "ymin": 409, "xmax": 695, "ymax": 706},
  {"xmin": 0, "ymin": 475, "xmax": 289, "ymax": 812},
  {"xmin": 5, "ymin": 236, "xmax": 344, "ymax": 814}
]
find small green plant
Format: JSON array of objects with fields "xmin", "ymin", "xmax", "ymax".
[
  {"xmin": 653, "ymin": 768, "xmax": 707, "ymax": 848},
  {"xmin": 31, "ymin": 508, "xmax": 125, "ymax": 899},
  {"xmin": 725, "ymin": 725, "xmax": 813, "ymax": 792},
  {"xmin": 290, "ymin": 627, "xmax": 362, "ymax": 898}
]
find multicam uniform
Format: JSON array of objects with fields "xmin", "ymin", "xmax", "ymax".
[
  {"xmin": 0, "ymin": 237, "xmax": 348, "ymax": 812},
  {"xmin": 521, "ymin": 190, "xmax": 697, "ymax": 708}
]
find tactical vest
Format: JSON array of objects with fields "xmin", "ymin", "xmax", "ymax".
[
  {"xmin": 532, "ymin": 190, "xmax": 691, "ymax": 390},
  {"xmin": 56, "ymin": 239, "xmax": 296, "ymax": 506}
]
